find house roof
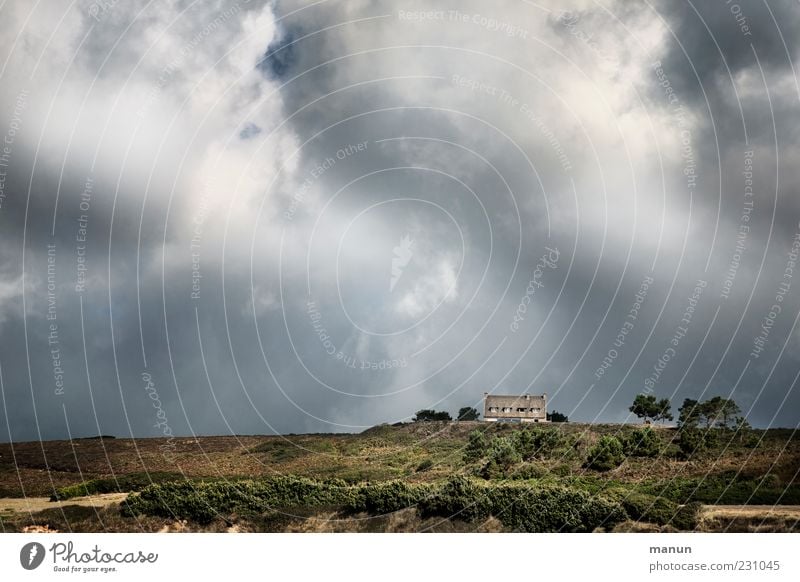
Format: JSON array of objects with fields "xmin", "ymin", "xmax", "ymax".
[{"xmin": 484, "ymin": 394, "xmax": 546, "ymax": 407}]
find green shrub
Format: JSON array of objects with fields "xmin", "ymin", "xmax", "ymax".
[
  {"xmin": 585, "ymin": 436, "xmax": 625, "ymax": 471},
  {"xmin": 348, "ymin": 480, "xmax": 431, "ymax": 514},
  {"xmin": 622, "ymin": 427, "xmax": 662, "ymax": 458},
  {"xmin": 420, "ymin": 476, "xmax": 625, "ymax": 532},
  {"xmin": 641, "ymin": 473, "xmax": 800, "ymax": 505},
  {"xmin": 416, "ymin": 459, "xmax": 434, "ymax": 472},
  {"xmin": 51, "ymin": 472, "xmax": 185, "ymax": 501},
  {"xmin": 679, "ymin": 428, "xmax": 717, "ymax": 458},
  {"xmin": 420, "ymin": 475, "xmax": 491, "ymax": 521},
  {"xmin": 123, "ymin": 477, "xmax": 357, "ymax": 524},
  {"xmin": 484, "ymin": 482, "xmax": 626, "ymax": 532},
  {"xmin": 512, "ymin": 428, "xmax": 565, "ymax": 460},
  {"xmin": 463, "ymin": 430, "xmax": 489, "ymax": 463}
]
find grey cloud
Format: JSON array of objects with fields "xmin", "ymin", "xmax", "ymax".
[{"xmin": 1, "ymin": 0, "xmax": 799, "ymax": 444}]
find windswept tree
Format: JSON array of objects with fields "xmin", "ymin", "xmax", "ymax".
[
  {"xmin": 547, "ymin": 410, "xmax": 568, "ymax": 423},
  {"xmin": 629, "ymin": 394, "xmax": 671, "ymax": 423}
]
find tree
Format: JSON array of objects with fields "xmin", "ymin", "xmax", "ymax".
[
  {"xmin": 547, "ymin": 410, "xmax": 568, "ymax": 422},
  {"xmin": 413, "ymin": 409, "xmax": 452, "ymax": 422},
  {"xmin": 678, "ymin": 398, "xmax": 701, "ymax": 428},
  {"xmin": 679, "ymin": 428, "xmax": 716, "ymax": 459},
  {"xmin": 457, "ymin": 407, "xmax": 480, "ymax": 421},
  {"xmin": 629, "ymin": 394, "xmax": 659, "ymax": 423},
  {"xmin": 480, "ymin": 437, "xmax": 521, "ymax": 479},
  {"xmin": 584, "ymin": 436, "xmax": 625, "ymax": 471},
  {"xmin": 463, "ymin": 430, "xmax": 489, "ymax": 463}
]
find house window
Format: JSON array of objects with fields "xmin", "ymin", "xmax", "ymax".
[
  {"xmin": 502, "ymin": 407, "xmax": 512, "ymax": 413},
  {"xmin": 489, "ymin": 407, "xmax": 499, "ymax": 413},
  {"xmin": 517, "ymin": 408, "xmax": 527, "ymax": 412},
  {"xmin": 532, "ymin": 407, "xmax": 541, "ymax": 412}
]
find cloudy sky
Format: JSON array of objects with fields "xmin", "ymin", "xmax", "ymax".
[{"xmin": 1, "ymin": 0, "xmax": 799, "ymax": 441}]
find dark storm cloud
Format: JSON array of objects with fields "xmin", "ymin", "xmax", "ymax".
[{"xmin": 1, "ymin": 0, "xmax": 800, "ymax": 444}]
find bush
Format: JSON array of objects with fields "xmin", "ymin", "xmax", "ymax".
[
  {"xmin": 679, "ymin": 428, "xmax": 717, "ymax": 459},
  {"xmin": 416, "ymin": 459, "xmax": 434, "ymax": 472},
  {"xmin": 643, "ymin": 473, "xmax": 800, "ymax": 505},
  {"xmin": 585, "ymin": 436, "xmax": 625, "ymax": 471},
  {"xmin": 123, "ymin": 477, "xmax": 358, "ymax": 524},
  {"xmin": 421, "ymin": 476, "xmax": 626, "ymax": 532},
  {"xmin": 484, "ymin": 483, "xmax": 626, "ymax": 532},
  {"xmin": 348, "ymin": 481, "xmax": 431, "ymax": 514},
  {"xmin": 509, "ymin": 463, "xmax": 549, "ymax": 480},
  {"xmin": 622, "ymin": 427, "xmax": 662, "ymax": 458},
  {"xmin": 480, "ymin": 437, "xmax": 521, "ymax": 479},
  {"xmin": 512, "ymin": 428, "xmax": 565, "ymax": 460},
  {"xmin": 124, "ymin": 475, "xmax": 627, "ymax": 532},
  {"xmin": 420, "ymin": 475, "xmax": 491, "ymax": 521}
]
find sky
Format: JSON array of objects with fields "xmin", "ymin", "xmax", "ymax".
[{"xmin": 1, "ymin": 0, "xmax": 799, "ymax": 441}]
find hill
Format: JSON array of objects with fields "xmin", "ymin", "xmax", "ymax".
[{"xmin": 0, "ymin": 422, "xmax": 798, "ymax": 532}]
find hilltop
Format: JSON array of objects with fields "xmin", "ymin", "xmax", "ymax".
[{"xmin": 1, "ymin": 422, "xmax": 798, "ymax": 532}]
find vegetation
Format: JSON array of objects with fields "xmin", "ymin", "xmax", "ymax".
[
  {"xmin": 621, "ymin": 427, "xmax": 662, "ymax": 458},
  {"xmin": 1, "ymin": 397, "xmax": 796, "ymax": 533},
  {"xmin": 123, "ymin": 474, "xmax": 627, "ymax": 532},
  {"xmin": 50, "ymin": 472, "xmax": 184, "ymax": 501},
  {"xmin": 629, "ymin": 394, "xmax": 673, "ymax": 423},
  {"xmin": 584, "ymin": 436, "xmax": 625, "ymax": 471},
  {"xmin": 678, "ymin": 397, "xmax": 742, "ymax": 429},
  {"xmin": 463, "ymin": 430, "xmax": 489, "ymax": 463},
  {"xmin": 413, "ymin": 409, "xmax": 452, "ymax": 422},
  {"xmin": 456, "ymin": 407, "xmax": 480, "ymax": 421},
  {"xmin": 547, "ymin": 410, "xmax": 569, "ymax": 422},
  {"xmin": 480, "ymin": 437, "xmax": 521, "ymax": 479}
]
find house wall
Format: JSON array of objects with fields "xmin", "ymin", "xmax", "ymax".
[{"xmin": 483, "ymin": 394, "xmax": 547, "ymax": 422}]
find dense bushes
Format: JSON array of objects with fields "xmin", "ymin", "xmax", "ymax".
[
  {"xmin": 584, "ymin": 436, "xmax": 625, "ymax": 471},
  {"xmin": 122, "ymin": 477, "xmax": 357, "ymax": 523},
  {"xmin": 481, "ymin": 482, "xmax": 626, "ymax": 532},
  {"xmin": 604, "ymin": 489, "xmax": 700, "ymax": 530},
  {"xmin": 51, "ymin": 472, "xmax": 184, "ymax": 501},
  {"xmin": 348, "ymin": 481, "xmax": 431, "ymax": 514},
  {"xmin": 123, "ymin": 475, "xmax": 628, "ymax": 532},
  {"xmin": 679, "ymin": 428, "xmax": 718, "ymax": 459},
  {"xmin": 464, "ymin": 427, "xmax": 576, "ymax": 477},
  {"xmin": 643, "ymin": 473, "xmax": 800, "ymax": 505}
]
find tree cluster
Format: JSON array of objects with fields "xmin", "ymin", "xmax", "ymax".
[{"xmin": 677, "ymin": 396, "xmax": 743, "ymax": 429}]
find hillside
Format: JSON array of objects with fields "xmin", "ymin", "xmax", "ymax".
[{"xmin": 1, "ymin": 422, "xmax": 798, "ymax": 532}]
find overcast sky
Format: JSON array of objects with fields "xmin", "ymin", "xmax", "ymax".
[{"xmin": 1, "ymin": 0, "xmax": 800, "ymax": 441}]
